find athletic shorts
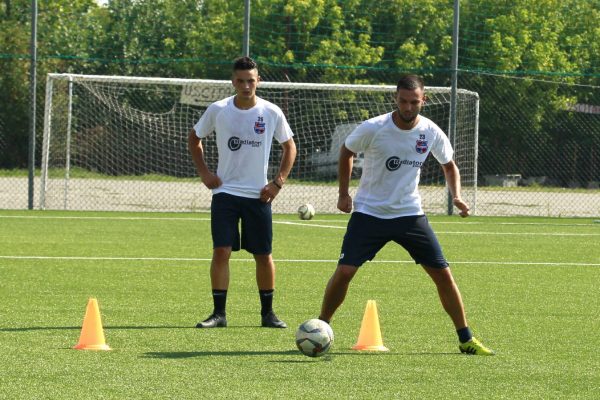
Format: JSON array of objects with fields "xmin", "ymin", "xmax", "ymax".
[
  {"xmin": 210, "ymin": 192, "xmax": 273, "ymax": 255},
  {"xmin": 338, "ymin": 212, "xmax": 448, "ymax": 268}
]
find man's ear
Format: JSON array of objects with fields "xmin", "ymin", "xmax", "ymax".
[{"xmin": 422, "ymin": 94, "xmax": 428, "ymax": 104}]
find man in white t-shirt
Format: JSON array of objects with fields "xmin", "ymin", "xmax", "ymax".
[
  {"xmin": 188, "ymin": 57, "xmax": 297, "ymax": 329},
  {"xmin": 318, "ymin": 75, "xmax": 494, "ymax": 355}
]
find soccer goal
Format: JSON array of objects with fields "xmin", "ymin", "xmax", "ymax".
[{"xmin": 40, "ymin": 73, "xmax": 478, "ymax": 214}]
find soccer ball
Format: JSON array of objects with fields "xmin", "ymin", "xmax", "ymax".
[
  {"xmin": 295, "ymin": 319, "xmax": 334, "ymax": 357},
  {"xmin": 297, "ymin": 203, "xmax": 315, "ymax": 220}
]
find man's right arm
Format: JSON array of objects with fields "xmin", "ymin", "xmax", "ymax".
[
  {"xmin": 188, "ymin": 129, "xmax": 222, "ymax": 189},
  {"xmin": 337, "ymin": 144, "xmax": 355, "ymax": 213}
]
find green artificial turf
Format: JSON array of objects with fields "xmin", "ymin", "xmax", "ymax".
[{"xmin": 1, "ymin": 210, "xmax": 598, "ymax": 399}]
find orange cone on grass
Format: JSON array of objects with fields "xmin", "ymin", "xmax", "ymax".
[
  {"xmin": 352, "ymin": 300, "xmax": 389, "ymax": 351},
  {"xmin": 73, "ymin": 298, "xmax": 111, "ymax": 351}
]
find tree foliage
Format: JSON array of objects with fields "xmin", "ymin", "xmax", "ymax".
[{"xmin": 0, "ymin": 0, "xmax": 597, "ymax": 175}]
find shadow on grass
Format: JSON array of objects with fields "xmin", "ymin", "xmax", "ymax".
[
  {"xmin": 0, "ymin": 323, "xmax": 293, "ymax": 332},
  {"xmin": 271, "ymin": 351, "xmax": 463, "ymax": 360},
  {"xmin": 142, "ymin": 350, "xmax": 421, "ymax": 360},
  {"xmin": 0, "ymin": 325, "xmax": 194, "ymax": 332},
  {"xmin": 142, "ymin": 350, "xmax": 300, "ymax": 358},
  {"xmin": 143, "ymin": 351, "xmax": 373, "ymax": 361}
]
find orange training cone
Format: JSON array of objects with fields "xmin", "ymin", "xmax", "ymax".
[
  {"xmin": 73, "ymin": 298, "xmax": 111, "ymax": 351},
  {"xmin": 352, "ymin": 300, "xmax": 389, "ymax": 351}
]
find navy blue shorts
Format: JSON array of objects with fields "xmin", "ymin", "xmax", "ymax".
[
  {"xmin": 210, "ymin": 192, "xmax": 273, "ymax": 255},
  {"xmin": 339, "ymin": 212, "xmax": 448, "ymax": 268}
]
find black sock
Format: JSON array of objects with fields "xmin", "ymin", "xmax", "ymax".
[
  {"xmin": 212, "ymin": 289, "xmax": 227, "ymax": 316},
  {"xmin": 457, "ymin": 326, "xmax": 473, "ymax": 344},
  {"xmin": 259, "ymin": 289, "xmax": 274, "ymax": 316}
]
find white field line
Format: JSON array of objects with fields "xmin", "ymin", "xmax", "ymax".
[
  {"xmin": 0, "ymin": 255, "xmax": 598, "ymax": 267},
  {"xmin": 436, "ymin": 231, "xmax": 599, "ymax": 236},
  {"xmin": 278, "ymin": 221, "xmax": 600, "ymax": 236},
  {"xmin": 2, "ymin": 215, "xmax": 598, "ymax": 236},
  {"xmin": 0, "ymin": 214, "xmax": 598, "ymax": 227},
  {"xmin": 3, "ymin": 215, "xmax": 598, "ymax": 237},
  {"xmin": 0, "ymin": 215, "xmax": 212, "ymax": 221},
  {"xmin": 273, "ymin": 221, "xmax": 600, "ymax": 236}
]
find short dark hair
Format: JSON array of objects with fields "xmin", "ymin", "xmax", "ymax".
[
  {"xmin": 233, "ymin": 56, "xmax": 258, "ymax": 72},
  {"xmin": 396, "ymin": 75, "xmax": 424, "ymax": 91}
]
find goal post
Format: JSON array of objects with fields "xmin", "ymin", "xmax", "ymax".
[{"xmin": 40, "ymin": 73, "xmax": 479, "ymax": 214}]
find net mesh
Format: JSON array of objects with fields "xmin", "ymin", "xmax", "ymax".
[{"xmin": 41, "ymin": 74, "xmax": 478, "ymax": 214}]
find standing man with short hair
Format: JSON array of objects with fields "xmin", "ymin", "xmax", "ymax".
[
  {"xmin": 189, "ymin": 56, "xmax": 296, "ymax": 329},
  {"xmin": 319, "ymin": 75, "xmax": 494, "ymax": 355}
]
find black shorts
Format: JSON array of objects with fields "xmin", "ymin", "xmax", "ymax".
[
  {"xmin": 210, "ymin": 192, "xmax": 272, "ymax": 255},
  {"xmin": 339, "ymin": 212, "xmax": 448, "ymax": 268}
]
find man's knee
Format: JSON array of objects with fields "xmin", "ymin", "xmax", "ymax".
[
  {"xmin": 213, "ymin": 247, "xmax": 232, "ymax": 263},
  {"xmin": 333, "ymin": 264, "xmax": 359, "ymax": 283},
  {"xmin": 423, "ymin": 265, "xmax": 455, "ymax": 286}
]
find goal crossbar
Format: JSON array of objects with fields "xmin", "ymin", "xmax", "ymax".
[{"xmin": 46, "ymin": 73, "xmax": 480, "ymax": 96}]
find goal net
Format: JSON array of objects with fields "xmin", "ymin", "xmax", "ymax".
[{"xmin": 40, "ymin": 73, "xmax": 478, "ymax": 214}]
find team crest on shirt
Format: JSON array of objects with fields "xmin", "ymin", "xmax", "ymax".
[
  {"xmin": 254, "ymin": 116, "xmax": 265, "ymax": 134},
  {"xmin": 415, "ymin": 135, "xmax": 428, "ymax": 154}
]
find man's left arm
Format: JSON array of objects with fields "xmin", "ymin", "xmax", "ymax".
[
  {"xmin": 441, "ymin": 160, "xmax": 470, "ymax": 217},
  {"xmin": 260, "ymin": 138, "xmax": 297, "ymax": 202}
]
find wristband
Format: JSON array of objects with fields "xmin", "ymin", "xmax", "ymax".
[{"xmin": 272, "ymin": 180, "xmax": 282, "ymax": 189}]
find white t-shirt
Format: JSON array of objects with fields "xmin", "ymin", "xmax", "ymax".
[
  {"xmin": 345, "ymin": 113, "xmax": 453, "ymax": 218},
  {"xmin": 193, "ymin": 96, "xmax": 294, "ymax": 198}
]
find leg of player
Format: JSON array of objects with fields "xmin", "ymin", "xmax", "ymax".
[
  {"xmin": 211, "ymin": 246, "xmax": 232, "ymax": 289},
  {"xmin": 422, "ymin": 265, "xmax": 495, "ymax": 355},
  {"xmin": 196, "ymin": 246, "xmax": 231, "ymax": 328},
  {"xmin": 422, "ymin": 266, "xmax": 467, "ymax": 328},
  {"xmin": 255, "ymin": 254, "xmax": 287, "ymax": 328},
  {"xmin": 318, "ymin": 264, "xmax": 359, "ymax": 323}
]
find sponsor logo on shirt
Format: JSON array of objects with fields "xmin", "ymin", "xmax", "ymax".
[
  {"xmin": 254, "ymin": 116, "xmax": 266, "ymax": 134},
  {"xmin": 386, "ymin": 156, "xmax": 401, "ymax": 171},
  {"xmin": 254, "ymin": 121, "xmax": 266, "ymax": 134},
  {"xmin": 416, "ymin": 139, "xmax": 428, "ymax": 154},
  {"xmin": 228, "ymin": 136, "xmax": 262, "ymax": 151},
  {"xmin": 415, "ymin": 134, "xmax": 428, "ymax": 154},
  {"xmin": 385, "ymin": 156, "xmax": 423, "ymax": 171}
]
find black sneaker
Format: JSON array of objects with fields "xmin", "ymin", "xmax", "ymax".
[
  {"xmin": 196, "ymin": 313, "xmax": 227, "ymax": 328},
  {"xmin": 261, "ymin": 311, "xmax": 287, "ymax": 328}
]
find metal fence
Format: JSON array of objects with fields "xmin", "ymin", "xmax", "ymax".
[
  {"xmin": 0, "ymin": 72, "xmax": 598, "ymax": 217},
  {"xmin": 0, "ymin": 1, "xmax": 598, "ymax": 217}
]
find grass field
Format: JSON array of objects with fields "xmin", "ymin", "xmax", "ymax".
[{"xmin": 1, "ymin": 210, "xmax": 599, "ymax": 399}]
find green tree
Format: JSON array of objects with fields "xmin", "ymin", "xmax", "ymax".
[
  {"xmin": 369, "ymin": 0, "xmax": 454, "ymax": 84},
  {"xmin": 87, "ymin": 0, "xmax": 207, "ymax": 77},
  {"xmin": 460, "ymin": 0, "xmax": 599, "ymax": 182},
  {"xmin": 250, "ymin": 0, "xmax": 385, "ymax": 83},
  {"xmin": 1, "ymin": 0, "xmax": 597, "ymax": 179},
  {"xmin": 187, "ymin": 0, "xmax": 245, "ymax": 79},
  {"xmin": 1, "ymin": 1, "xmax": 34, "ymax": 167}
]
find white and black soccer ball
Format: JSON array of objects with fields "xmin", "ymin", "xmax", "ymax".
[
  {"xmin": 297, "ymin": 203, "xmax": 316, "ymax": 220},
  {"xmin": 295, "ymin": 319, "xmax": 334, "ymax": 357}
]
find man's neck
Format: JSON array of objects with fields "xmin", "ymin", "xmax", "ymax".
[
  {"xmin": 234, "ymin": 95, "xmax": 257, "ymax": 110},
  {"xmin": 392, "ymin": 111, "xmax": 419, "ymax": 130}
]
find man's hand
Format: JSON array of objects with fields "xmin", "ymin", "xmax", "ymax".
[
  {"xmin": 259, "ymin": 182, "xmax": 280, "ymax": 203},
  {"xmin": 201, "ymin": 172, "xmax": 222, "ymax": 189},
  {"xmin": 337, "ymin": 193, "xmax": 353, "ymax": 213},
  {"xmin": 453, "ymin": 197, "xmax": 470, "ymax": 218}
]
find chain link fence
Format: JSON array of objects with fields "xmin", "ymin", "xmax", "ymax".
[
  {"xmin": 0, "ymin": 1, "xmax": 598, "ymax": 217},
  {"xmin": 1, "ymin": 69, "xmax": 597, "ymax": 217},
  {"xmin": 460, "ymin": 72, "xmax": 599, "ymax": 217}
]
